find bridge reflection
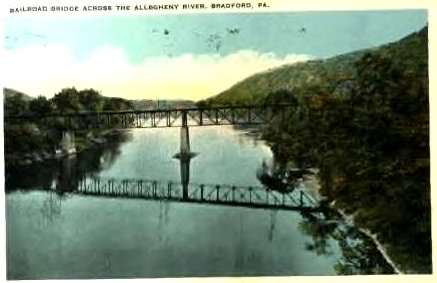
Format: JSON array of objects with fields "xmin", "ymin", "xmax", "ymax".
[
  {"xmin": 75, "ymin": 177, "xmax": 320, "ymax": 212},
  {"xmin": 44, "ymin": 150, "xmax": 321, "ymax": 212}
]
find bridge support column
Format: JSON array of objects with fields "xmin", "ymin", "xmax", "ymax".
[
  {"xmin": 175, "ymin": 111, "xmax": 197, "ymax": 200},
  {"xmin": 175, "ymin": 111, "xmax": 195, "ymax": 160},
  {"xmin": 180, "ymin": 158, "xmax": 190, "ymax": 200},
  {"xmin": 180, "ymin": 125, "xmax": 190, "ymax": 155}
]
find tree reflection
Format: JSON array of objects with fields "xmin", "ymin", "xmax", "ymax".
[
  {"xmin": 298, "ymin": 214, "xmax": 337, "ymax": 256},
  {"xmin": 39, "ymin": 191, "xmax": 64, "ymax": 227},
  {"xmin": 298, "ymin": 211, "xmax": 394, "ymax": 274},
  {"xmin": 5, "ymin": 131, "xmax": 131, "ymax": 194}
]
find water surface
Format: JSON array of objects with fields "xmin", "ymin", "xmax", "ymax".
[{"xmin": 6, "ymin": 126, "xmax": 391, "ymax": 279}]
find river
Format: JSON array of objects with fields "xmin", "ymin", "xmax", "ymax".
[{"xmin": 5, "ymin": 126, "xmax": 393, "ymax": 279}]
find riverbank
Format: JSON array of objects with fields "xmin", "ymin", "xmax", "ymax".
[
  {"xmin": 5, "ymin": 129, "xmax": 129, "ymax": 167},
  {"xmin": 302, "ymin": 172, "xmax": 403, "ymax": 274},
  {"xmin": 234, "ymin": 126, "xmax": 402, "ymax": 273}
]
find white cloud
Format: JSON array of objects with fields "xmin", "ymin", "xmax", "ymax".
[{"xmin": 4, "ymin": 45, "xmax": 311, "ymax": 101}]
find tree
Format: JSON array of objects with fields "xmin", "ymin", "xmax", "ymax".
[
  {"xmin": 4, "ymin": 92, "xmax": 29, "ymax": 116},
  {"xmin": 29, "ymin": 95, "xmax": 54, "ymax": 115},
  {"xmin": 52, "ymin": 87, "xmax": 81, "ymax": 112},
  {"xmin": 78, "ymin": 89, "xmax": 103, "ymax": 112}
]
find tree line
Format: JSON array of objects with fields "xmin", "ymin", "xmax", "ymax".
[
  {"xmin": 262, "ymin": 50, "xmax": 430, "ymax": 272},
  {"xmin": 4, "ymin": 87, "xmax": 133, "ymax": 166}
]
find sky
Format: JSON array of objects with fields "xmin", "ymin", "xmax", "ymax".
[{"xmin": 3, "ymin": 10, "xmax": 428, "ymax": 101}]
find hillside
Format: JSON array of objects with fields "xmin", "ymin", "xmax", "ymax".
[
  {"xmin": 206, "ymin": 26, "xmax": 427, "ymax": 105},
  {"xmin": 130, "ymin": 99, "xmax": 195, "ymax": 110},
  {"xmin": 207, "ymin": 26, "xmax": 430, "ymax": 274},
  {"xmin": 3, "ymin": 87, "xmax": 33, "ymax": 101}
]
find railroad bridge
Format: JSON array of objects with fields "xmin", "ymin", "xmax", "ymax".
[
  {"xmin": 5, "ymin": 104, "xmax": 295, "ymax": 157},
  {"xmin": 5, "ymin": 104, "xmax": 324, "ymax": 212}
]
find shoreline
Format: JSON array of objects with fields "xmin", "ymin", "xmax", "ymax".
[
  {"xmin": 334, "ymin": 206, "xmax": 404, "ymax": 274},
  {"xmin": 5, "ymin": 129, "xmax": 128, "ymax": 167},
  {"xmin": 302, "ymin": 173, "xmax": 404, "ymax": 274}
]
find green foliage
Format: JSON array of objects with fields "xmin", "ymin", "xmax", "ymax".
[
  {"xmin": 29, "ymin": 96, "xmax": 54, "ymax": 115},
  {"xmin": 3, "ymin": 87, "xmax": 134, "ymax": 166},
  {"xmin": 4, "ymin": 91, "xmax": 29, "ymax": 116},
  {"xmin": 52, "ymin": 87, "xmax": 82, "ymax": 112},
  {"xmin": 103, "ymin": 97, "xmax": 133, "ymax": 111},
  {"xmin": 78, "ymin": 89, "xmax": 104, "ymax": 112},
  {"xmin": 195, "ymin": 99, "xmax": 210, "ymax": 108},
  {"xmin": 208, "ymin": 26, "xmax": 430, "ymax": 273}
]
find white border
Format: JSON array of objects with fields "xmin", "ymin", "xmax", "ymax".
[{"xmin": 0, "ymin": 0, "xmax": 435, "ymax": 282}]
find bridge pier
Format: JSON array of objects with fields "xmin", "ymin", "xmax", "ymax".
[
  {"xmin": 180, "ymin": 158, "xmax": 190, "ymax": 200},
  {"xmin": 173, "ymin": 111, "xmax": 196, "ymax": 160},
  {"xmin": 174, "ymin": 111, "xmax": 197, "ymax": 199},
  {"xmin": 180, "ymin": 125, "xmax": 190, "ymax": 155}
]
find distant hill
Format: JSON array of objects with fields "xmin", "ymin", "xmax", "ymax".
[
  {"xmin": 206, "ymin": 26, "xmax": 427, "ymax": 105},
  {"xmin": 2, "ymin": 88, "xmax": 195, "ymax": 112},
  {"xmin": 130, "ymin": 99, "xmax": 195, "ymax": 110},
  {"xmin": 3, "ymin": 88, "xmax": 33, "ymax": 102}
]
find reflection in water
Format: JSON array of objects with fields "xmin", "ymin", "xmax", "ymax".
[
  {"xmin": 268, "ymin": 210, "xmax": 277, "ymax": 242},
  {"xmin": 5, "ymin": 127, "xmax": 394, "ymax": 278},
  {"xmin": 234, "ymin": 212, "xmax": 244, "ymax": 271},
  {"xmin": 5, "ymin": 131, "xmax": 131, "ymax": 193},
  {"xmin": 157, "ymin": 200, "xmax": 170, "ymax": 243},
  {"xmin": 178, "ymin": 155, "xmax": 192, "ymax": 200},
  {"xmin": 299, "ymin": 211, "xmax": 394, "ymax": 274},
  {"xmin": 299, "ymin": 215, "xmax": 336, "ymax": 256},
  {"xmin": 40, "ymin": 191, "xmax": 63, "ymax": 227}
]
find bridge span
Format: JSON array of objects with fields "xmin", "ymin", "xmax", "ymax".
[
  {"xmin": 45, "ymin": 177, "xmax": 322, "ymax": 212},
  {"xmin": 5, "ymin": 104, "xmax": 295, "ymax": 158},
  {"xmin": 4, "ymin": 104, "xmax": 294, "ymax": 129}
]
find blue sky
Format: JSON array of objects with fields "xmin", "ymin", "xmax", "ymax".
[{"xmin": 3, "ymin": 10, "xmax": 428, "ymax": 100}]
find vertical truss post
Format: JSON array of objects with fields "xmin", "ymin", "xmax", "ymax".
[
  {"xmin": 216, "ymin": 185, "xmax": 220, "ymax": 200},
  {"xmin": 215, "ymin": 109, "xmax": 219, "ymax": 124},
  {"xmin": 200, "ymin": 184, "xmax": 204, "ymax": 200},
  {"xmin": 153, "ymin": 181, "xmax": 157, "ymax": 197},
  {"xmin": 199, "ymin": 110, "xmax": 203, "ymax": 126},
  {"xmin": 182, "ymin": 110, "xmax": 188, "ymax": 127},
  {"xmin": 152, "ymin": 112, "xmax": 156, "ymax": 127}
]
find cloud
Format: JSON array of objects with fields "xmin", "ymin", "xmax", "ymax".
[{"xmin": 4, "ymin": 45, "xmax": 311, "ymax": 101}]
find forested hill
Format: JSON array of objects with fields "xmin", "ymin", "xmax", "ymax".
[
  {"xmin": 205, "ymin": 25, "xmax": 427, "ymax": 106},
  {"xmin": 207, "ymin": 25, "xmax": 430, "ymax": 274}
]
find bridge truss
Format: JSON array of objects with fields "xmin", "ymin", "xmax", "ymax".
[{"xmin": 5, "ymin": 104, "xmax": 294, "ymax": 129}]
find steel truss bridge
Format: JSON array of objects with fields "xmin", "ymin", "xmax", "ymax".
[
  {"xmin": 72, "ymin": 178, "xmax": 322, "ymax": 212},
  {"xmin": 4, "ymin": 104, "xmax": 294, "ymax": 129}
]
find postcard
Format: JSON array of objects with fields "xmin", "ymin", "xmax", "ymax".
[{"xmin": 1, "ymin": 0, "xmax": 434, "ymax": 281}]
